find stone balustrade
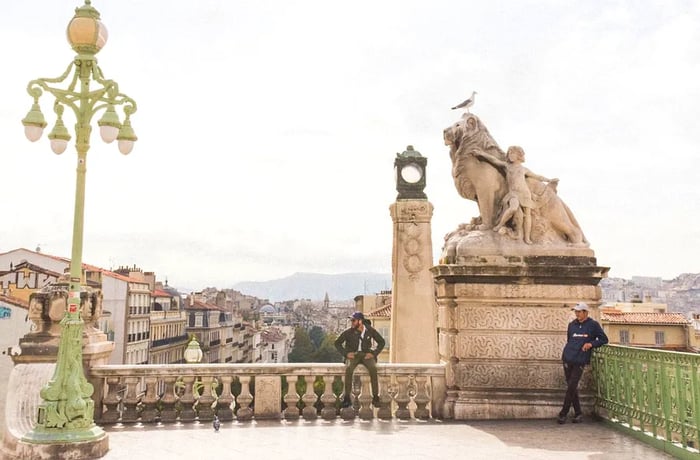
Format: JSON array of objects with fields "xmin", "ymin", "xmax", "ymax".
[{"xmin": 89, "ymin": 363, "xmax": 446, "ymax": 423}]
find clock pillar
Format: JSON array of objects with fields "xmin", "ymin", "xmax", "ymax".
[{"xmin": 389, "ymin": 146, "xmax": 438, "ymax": 364}]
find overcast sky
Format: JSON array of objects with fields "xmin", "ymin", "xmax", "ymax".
[{"xmin": 1, "ymin": 1, "xmax": 698, "ymax": 290}]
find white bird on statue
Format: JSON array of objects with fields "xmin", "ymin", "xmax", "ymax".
[{"xmin": 451, "ymin": 91, "xmax": 477, "ymax": 112}]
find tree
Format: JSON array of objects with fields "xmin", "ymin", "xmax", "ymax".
[
  {"xmin": 309, "ymin": 326, "xmax": 325, "ymax": 349},
  {"xmin": 313, "ymin": 334, "xmax": 344, "ymax": 363},
  {"xmin": 288, "ymin": 327, "xmax": 315, "ymax": 363}
]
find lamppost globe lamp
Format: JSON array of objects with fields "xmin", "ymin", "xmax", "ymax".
[
  {"xmin": 19, "ymin": 0, "xmax": 137, "ymax": 451},
  {"xmin": 66, "ymin": 1, "xmax": 108, "ymax": 55},
  {"xmin": 184, "ymin": 335, "xmax": 204, "ymax": 363}
]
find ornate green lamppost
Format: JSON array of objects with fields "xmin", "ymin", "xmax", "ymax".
[{"xmin": 20, "ymin": 0, "xmax": 137, "ymax": 445}]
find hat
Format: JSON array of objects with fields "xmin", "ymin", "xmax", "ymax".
[
  {"xmin": 349, "ymin": 311, "xmax": 365, "ymax": 320},
  {"xmin": 572, "ymin": 302, "xmax": 590, "ymax": 312}
]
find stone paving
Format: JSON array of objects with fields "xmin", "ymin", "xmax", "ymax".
[{"xmin": 103, "ymin": 417, "xmax": 672, "ymax": 460}]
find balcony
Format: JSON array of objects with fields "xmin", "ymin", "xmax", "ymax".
[
  {"xmin": 4, "ymin": 347, "xmax": 699, "ymax": 459},
  {"xmin": 150, "ymin": 334, "xmax": 189, "ymax": 349}
]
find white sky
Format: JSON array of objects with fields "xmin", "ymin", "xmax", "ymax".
[{"xmin": 1, "ymin": 1, "xmax": 699, "ymax": 290}]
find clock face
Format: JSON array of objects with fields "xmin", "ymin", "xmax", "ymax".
[{"xmin": 400, "ymin": 163, "xmax": 423, "ymax": 184}]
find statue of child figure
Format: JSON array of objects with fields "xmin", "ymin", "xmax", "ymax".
[{"xmin": 474, "ymin": 146, "xmax": 558, "ymax": 244}]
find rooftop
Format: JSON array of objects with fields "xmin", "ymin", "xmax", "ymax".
[
  {"xmin": 601, "ymin": 311, "xmax": 690, "ymax": 325},
  {"xmin": 367, "ymin": 303, "xmax": 392, "ymax": 318}
]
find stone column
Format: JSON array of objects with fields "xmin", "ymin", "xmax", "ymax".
[
  {"xmin": 389, "ymin": 200, "xmax": 439, "ymax": 364},
  {"xmin": 432, "ymin": 254, "xmax": 608, "ymax": 419}
]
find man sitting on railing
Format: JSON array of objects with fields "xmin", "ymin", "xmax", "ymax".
[
  {"xmin": 335, "ymin": 311, "xmax": 386, "ymax": 408},
  {"xmin": 558, "ymin": 302, "xmax": 608, "ymax": 424}
]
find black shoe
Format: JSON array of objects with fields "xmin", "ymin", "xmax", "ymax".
[
  {"xmin": 341, "ymin": 397, "xmax": 352, "ymax": 408},
  {"xmin": 557, "ymin": 414, "xmax": 567, "ymax": 424},
  {"xmin": 571, "ymin": 414, "xmax": 583, "ymax": 423},
  {"xmin": 372, "ymin": 396, "xmax": 381, "ymax": 407}
]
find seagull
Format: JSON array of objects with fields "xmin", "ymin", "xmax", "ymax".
[
  {"xmin": 451, "ymin": 91, "xmax": 477, "ymax": 112},
  {"xmin": 213, "ymin": 415, "xmax": 220, "ymax": 432}
]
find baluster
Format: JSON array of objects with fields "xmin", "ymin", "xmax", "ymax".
[
  {"xmin": 376, "ymin": 375, "xmax": 393, "ymax": 420},
  {"xmin": 394, "ymin": 375, "xmax": 411, "ymax": 420},
  {"xmin": 413, "ymin": 375, "xmax": 430, "ymax": 419},
  {"xmin": 301, "ymin": 375, "xmax": 318, "ymax": 420},
  {"xmin": 179, "ymin": 375, "xmax": 197, "ymax": 422},
  {"xmin": 216, "ymin": 375, "xmax": 234, "ymax": 421},
  {"xmin": 340, "ymin": 373, "xmax": 357, "ymax": 420},
  {"xmin": 159, "ymin": 375, "xmax": 178, "ymax": 423},
  {"xmin": 121, "ymin": 376, "xmax": 141, "ymax": 422},
  {"xmin": 101, "ymin": 376, "xmax": 122, "ymax": 423},
  {"xmin": 197, "ymin": 376, "xmax": 216, "ymax": 421},
  {"xmin": 320, "ymin": 375, "xmax": 338, "ymax": 420},
  {"xmin": 140, "ymin": 376, "xmax": 159, "ymax": 423},
  {"xmin": 283, "ymin": 375, "xmax": 300, "ymax": 420},
  {"xmin": 358, "ymin": 374, "xmax": 373, "ymax": 420},
  {"xmin": 236, "ymin": 376, "xmax": 254, "ymax": 421}
]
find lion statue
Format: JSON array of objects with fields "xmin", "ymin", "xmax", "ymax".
[{"xmin": 443, "ymin": 113, "xmax": 587, "ymax": 247}]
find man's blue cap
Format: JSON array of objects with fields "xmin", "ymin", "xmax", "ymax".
[{"xmin": 349, "ymin": 311, "xmax": 365, "ymax": 320}]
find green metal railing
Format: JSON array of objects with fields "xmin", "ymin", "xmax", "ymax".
[{"xmin": 592, "ymin": 345, "xmax": 700, "ymax": 458}]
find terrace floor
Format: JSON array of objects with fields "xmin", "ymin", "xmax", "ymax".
[{"xmin": 103, "ymin": 417, "xmax": 672, "ymax": 460}]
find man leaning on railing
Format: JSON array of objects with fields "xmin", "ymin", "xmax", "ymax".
[{"xmin": 558, "ymin": 302, "xmax": 608, "ymax": 424}]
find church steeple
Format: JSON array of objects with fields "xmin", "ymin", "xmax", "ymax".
[{"xmin": 323, "ymin": 292, "xmax": 330, "ymax": 309}]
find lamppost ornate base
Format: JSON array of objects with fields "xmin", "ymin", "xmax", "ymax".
[
  {"xmin": 21, "ymin": 424, "xmax": 107, "ymax": 444},
  {"xmin": 1, "ymin": 364, "xmax": 109, "ymax": 460}
]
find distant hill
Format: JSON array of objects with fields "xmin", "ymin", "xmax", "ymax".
[{"xmin": 232, "ymin": 272, "xmax": 392, "ymax": 302}]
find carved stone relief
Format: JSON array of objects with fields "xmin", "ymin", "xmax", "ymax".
[
  {"xmin": 456, "ymin": 305, "xmax": 571, "ymax": 331},
  {"xmin": 457, "ymin": 334, "xmax": 565, "ymax": 360},
  {"xmin": 454, "ymin": 361, "xmax": 593, "ymax": 390},
  {"xmin": 456, "ymin": 283, "xmax": 598, "ymax": 300},
  {"xmin": 454, "ymin": 362, "xmax": 563, "ymax": 389}
]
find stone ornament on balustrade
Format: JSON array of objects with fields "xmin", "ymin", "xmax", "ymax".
[
  {"xmin": 27, "ymin": 281, "xmax": 103, "ymax": 336},
  {"xmin": 90, "ymin": 364, "xmax": 446, "ymax": 425}
]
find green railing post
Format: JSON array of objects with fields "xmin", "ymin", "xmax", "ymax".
[{"xmin": 691, "ymin": 359, "xmax": 700, "ymax": 448}]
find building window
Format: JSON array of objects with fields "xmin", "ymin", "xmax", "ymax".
[
  {"xmin": 619, "ymin": 330, "xmax": 629, "ymax": 345},
  {"xmin": 655, "ymin": 331, "xmax": 665, "ymax": 346}
]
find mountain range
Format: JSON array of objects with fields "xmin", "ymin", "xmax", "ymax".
[{"xmin": 232, "ymin": 272, "xmax": 392, "ymax": 302}]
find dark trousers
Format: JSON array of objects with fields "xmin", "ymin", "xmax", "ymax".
[
  {"xmin": 560, "ymin": 362, "xmax": 584, "ymax": 416},
  {"xmin": 343, "ymin": 353, "xmax": 378, "ymax": 399}
]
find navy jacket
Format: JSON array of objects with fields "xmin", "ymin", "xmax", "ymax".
[
  {"xmin": 334, "ymin": 325, "xmax": 385, "ymax": 359},
  {"xmin": 561, "ymin": 317, "xmax": 608, "ymax": 365}
]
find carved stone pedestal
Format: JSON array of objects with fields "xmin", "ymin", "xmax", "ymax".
[{"xmin": 432, "ymin": 253, "xmax": 608, "ymax": 420}]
